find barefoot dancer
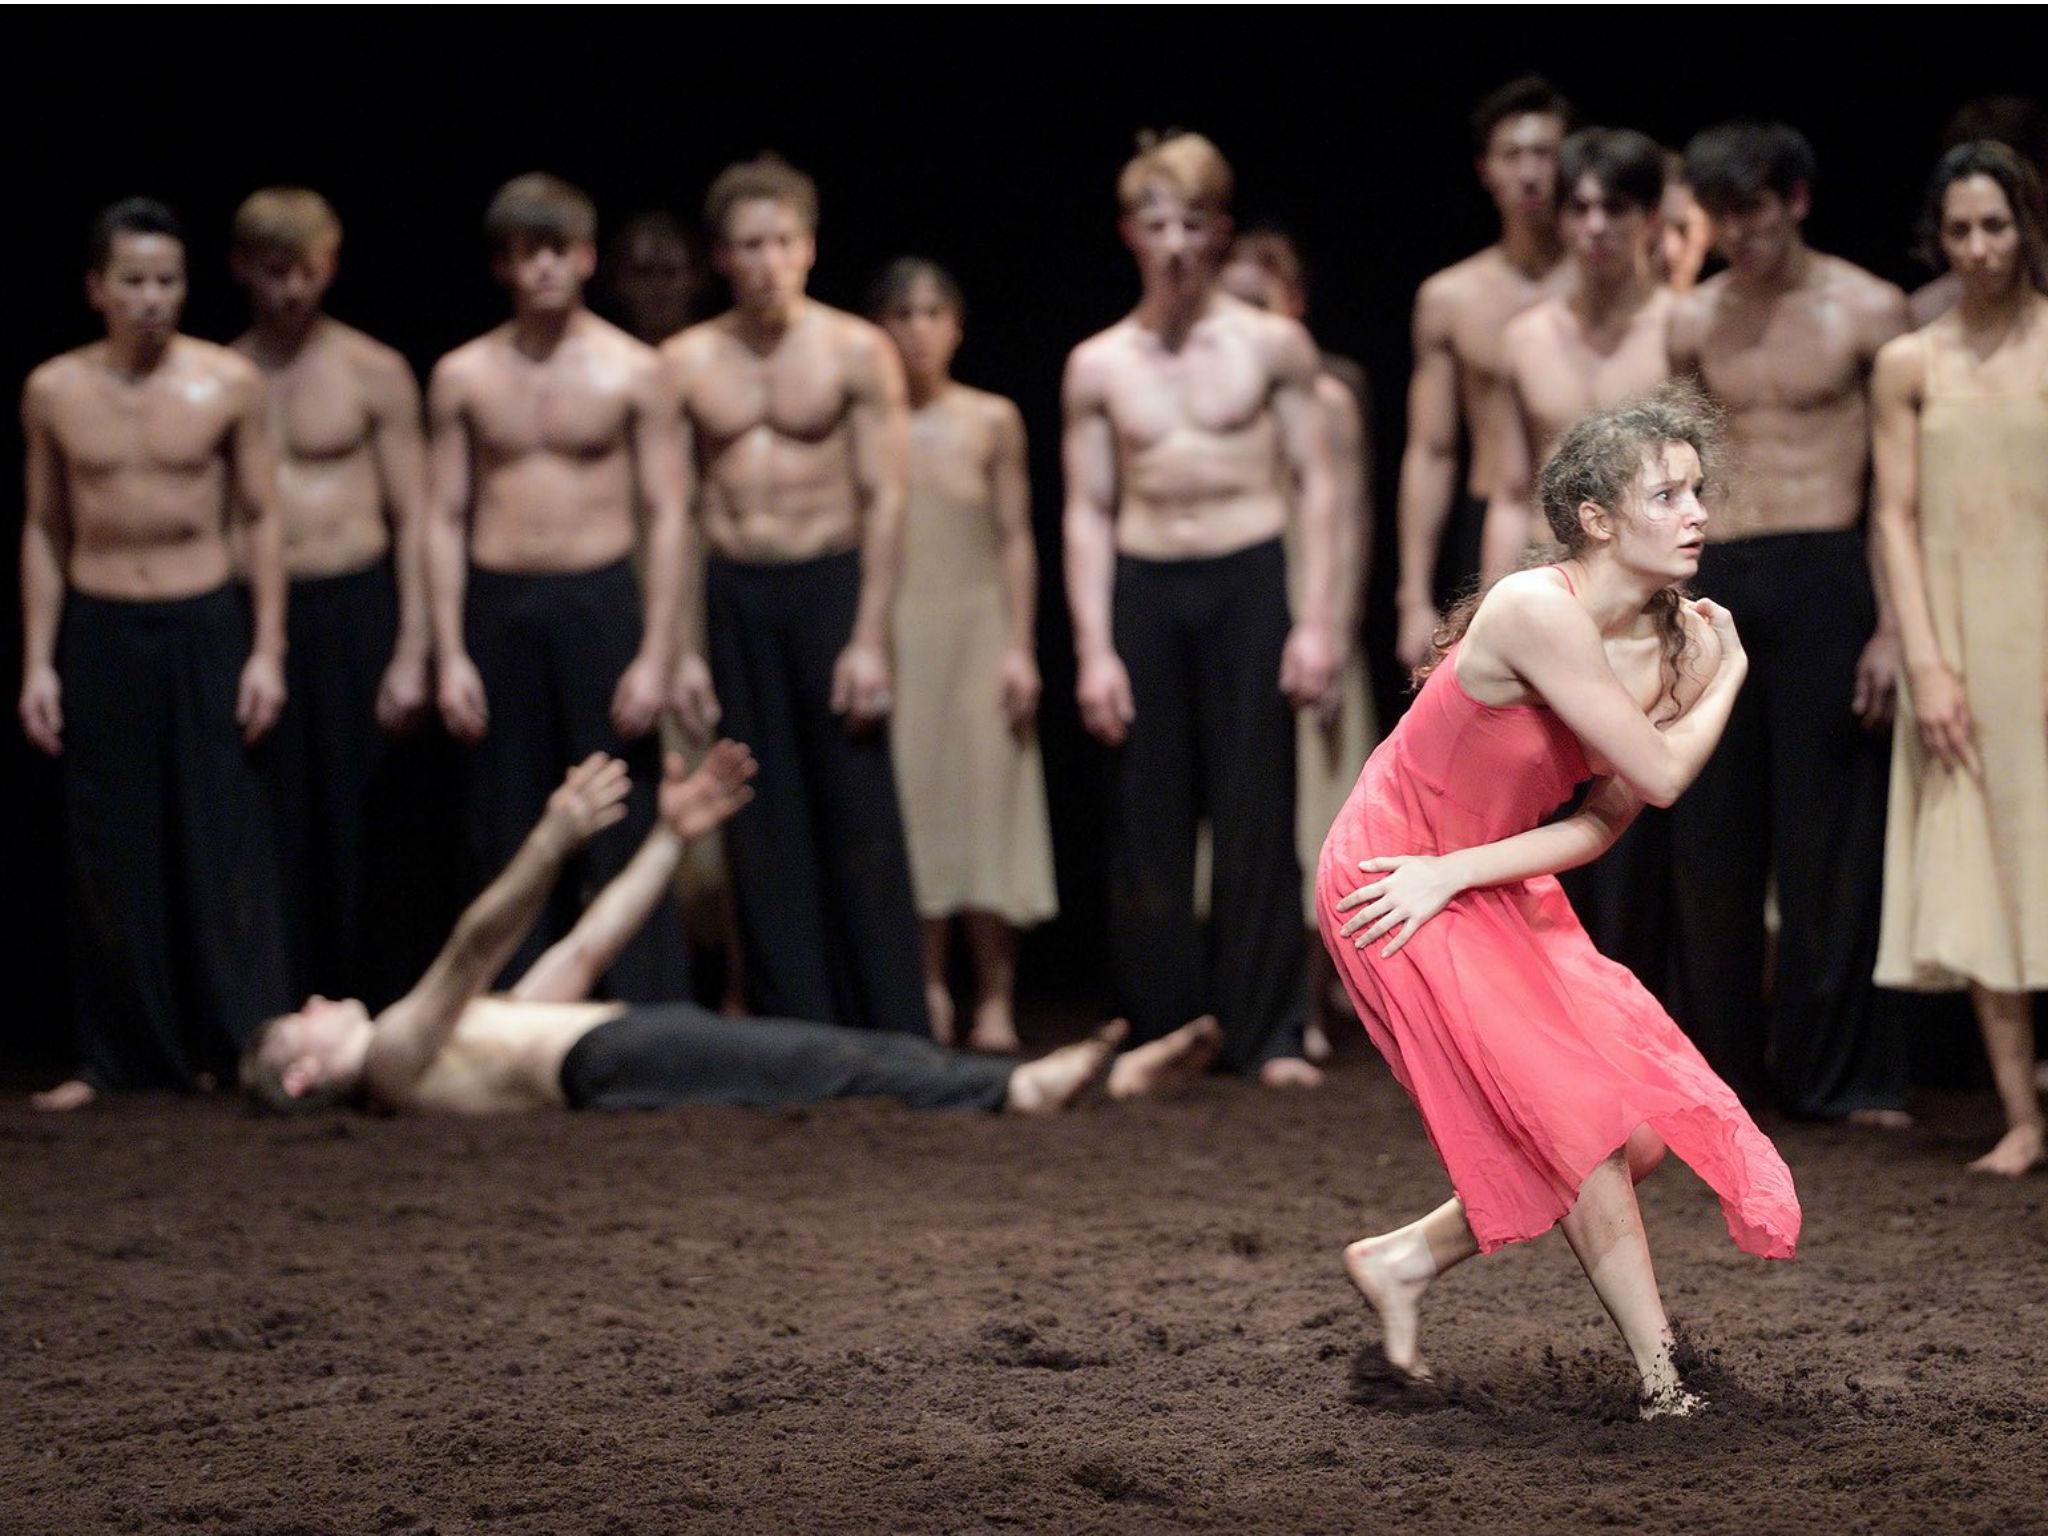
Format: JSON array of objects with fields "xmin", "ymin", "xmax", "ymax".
[
  {"xmin": 1872, "ymin": 142, "xmax": 2048, "ymax": 1177},
  {"xmin": 242, "ymin": 744, "xmax": 1219, "ymax": 1117},
  {"xmin": 1318, "ymin": 386, "xmax": 1800, "ymax": 1416},
  {"xmin": 871, "ymin": 258, "xmax": 1057, "ymax": 1052}
]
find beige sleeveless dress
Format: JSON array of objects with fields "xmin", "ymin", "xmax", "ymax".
[
  {"xmin": 889, "ymin": 404, "xmax": 1058, "ymax": 927},
  {"xmin": 1876, "ymin": 330, "xmax": 2048, "ymax": 992}
]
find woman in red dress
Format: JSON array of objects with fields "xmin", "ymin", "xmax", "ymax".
[{"xmin": 1318, "ymin": 385, "xmax": 1800, "ymax": 1417}]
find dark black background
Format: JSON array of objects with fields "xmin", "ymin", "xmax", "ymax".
[{"xmin": 4, "ymin": 13, "xmax": 2016, "ymax": 1071}]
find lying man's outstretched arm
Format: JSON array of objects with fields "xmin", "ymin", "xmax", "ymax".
[
  {"xmin": 364, "ymin": 755, "xmax": 632, "ymax": 1098},
  {"xmin": 510, "ymin": 741, "xmax": 757, "ymax": 1004}
]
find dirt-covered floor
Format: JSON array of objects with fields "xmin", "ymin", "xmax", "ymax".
[{"xmin": 5, "ymin": 1029, "xmax": 2045, "ymax": 1536}]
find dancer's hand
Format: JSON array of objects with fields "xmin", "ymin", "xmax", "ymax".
[
  {"xmin": 1685, "ymin": 597, "xmax": 1744, "ymax": 664},
  {"xmin": 610, "ymin": 653, "xmax": 667, "ymax": 741},
  {"xmin": 1076, "ymin": 649, "xmax": 1135, "ymax": 746},
  {"xmin": 670, "ymin": 652, "xmax": 721, "ymax": 747},
  {"xmin": 1851, "ymin": 628, "xmax": 1900, "ymax": 731},
  {"xmin": 237, "ymin": 652, "xmax": 287, "ymax": 745},
  {"xmin": 543, "ymin": 753, "xmax": 631, "ymax": 848},
  {"xmin": 1910, "ymin": 660, "xmax": 1979, "ymax": 775},
  {"xmin": 1280, "ymin": 621, "xmax": 1337, "ymax": 714},
  {"xmin": 19, "ymin": 665, "xmax": 62, "ymax": 756},
  {"xmin": 831, "ymin": 640, "xmax": 892, "ymax": 732},
  {"xmin": 438, "ymin": 653, "xmax": 490, "ymax": 744},
  {"xmin": 659, "ymin": 741, "xmax": 756, "ymax": 841},
  {"xmin": 1336, "ymin": 854, "xmax": 1465, "ymax": 958},
  {"xmin": 376, "ymin": 648, "xmax": 430, "ymax": 735},
  {"xmin": 1394, "ymin": 594, "xmax": 1440, "ymax": 674},
  {"xmin": 999, "ymin": 646, "xmax": 1041, "ymax": 733}
]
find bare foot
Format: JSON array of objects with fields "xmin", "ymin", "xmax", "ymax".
[
  {"xmin": 926, "ymin": 983, "xmax": 957, "ymax": 1048},
  {"xmin": 31, "ymin": 1078, "xmax": 95, "ymax": 1112},
  {"xmin": 1342, "ymin": 1232, "xmax": 1435, "ymax": 1381},
  {"xmin": 1847, "ymin": 1107, "xmax": 1914, "ymax": 1130},
  {"xmin": 1639, "ymin": 1384, "xmax": 1706, "ymax": 1421},
  {"xmin": 966, "ymin": 1002, "xmax": 1022, "ymax": 1055},
  {"xmin": 1259, "ymin": 1056, "xmax": 1324, "ymax": 1090},
  {"xmin": 1105, "ymin": 1016, "xmax": 1221, "ymax": 1100},
  {"xmin": 1005, "ymin": 1021, "xmax": 1126, "ymax": 1115},
  {"xmin": 1303, "ymin": 1020, "xmax": 1334, "ymax": 1065},
  {"xmin": 1967, "ymin": 1122, "xmax": 2046, "ymax": 1177}
]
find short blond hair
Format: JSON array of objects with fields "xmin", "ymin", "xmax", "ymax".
[
  {"xmin": 233, "ymin": 187, "xmax": 341, "ymax": 256},
  {"xmin": 1117, "ymin": 131, "xmax": 1234, "ymax": 213}
]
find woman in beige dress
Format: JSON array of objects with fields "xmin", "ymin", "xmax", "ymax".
[
  {"xmin": 1219, "ymin": 231, "xmax": 1377, "ymax": 1060},
  {"xmin": 1872, "ymin": 141, "xmax": 2048, "ymax": 1175},
  {"xmin": 872, "ymin": 260, "xmax": 1057, "ymax": 1052}
]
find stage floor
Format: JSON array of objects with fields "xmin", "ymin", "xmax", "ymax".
[{"xmin": 5, "ymin": 1030, "xmax": 2043, "ymax": 1535}]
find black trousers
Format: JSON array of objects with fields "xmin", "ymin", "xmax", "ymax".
[
  {"xmin": 1669, "ymin": 530, "xmax": 1906, "ymax": 1116},
  {"xmin": 462, "ymin": 560, "xmax": 689, "ymax": 1000},
  {"xmin": 558, "ymin": 1002, "xmax": 1012, "ymax": 1112},
  {"xmin": 705, "ymin": 550, "xmax": 928, "ymax": 1034},
  {"xmin": 1109, "ymin": 539, "xmax": 1306, "ymax": 1070},
  {"xmin": 59, "ymin": 587, "xmax": 290, "ymax": 1090},
  {"xmin": 1557, "ymin": 806, "xmax": 1675, "ymax": 1003},
  {"xmin": 261, "ymin": 562, "xmax": 395, "ymax": 1005}
]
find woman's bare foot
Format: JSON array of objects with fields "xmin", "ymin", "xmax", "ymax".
[
  {"xmin": 925, "ymin": 983, "xmax": 957, "ymax": 1048},
  {"xmin": 966, "ymin": 1001, "xmax": 1022, "ymax": 1055},
  {"xmin": 1259, "ymin": 1056, "xmax": 1325, "ymax": 1090},
  {"xmin": 1639, "ymin": 1383, "xmax": 1706, "ymax": 1420},
  {"xmin": 1342, "ymin": 1232, "xmax": 1436, "ymax": 1381},
  {"xmin": 1847, "ymin": 1107, "xmax": 1914, "ymax": 1130},
  {"xmin": 1005, "ymin": 1022, "xmax": 1127, "ymax": 1115},
  {"xmin": 1967, "ymin": 1122, "xmax": 2046, "ymax": 1177},
  {"xmin": 31, "ymin": 1078, "xmax": 95, "ymax": 1112},
  {"xmin": 1105, "ymin": 1015, "xmax": 1221, "ymax": 1099}
]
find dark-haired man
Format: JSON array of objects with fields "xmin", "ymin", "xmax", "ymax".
[
  {"xmin": 1064, "ymin": 132, "xmax": 1337, "ymax": 1087},
  {"xmin": 664, "ymin": 155, "xmax": 928, "ymax": 1036},
  {"xmin": 230, "ymin": 187, "xmax": 436, "ymax": 1006},
  {"xmin": 1667, "ymin": 120, "xmax": 1912, "ymax": 1120},
  {"xmin": 20, "ymin": 199, "xmax": 291, "ymax": 1107},
  {"xmin": 1486, "ymin": 127, "xmax": 1676, "ymax": 998},
  {"xmin": 1393, "ymin": 75, "xmax": 1573, "ymax": 673},
  {"xmin": 427, "ymin": 173, "xmax": 694, "ymax": 998},
  {"xmin": 241, "ymin": 743, "xmax": 1221, "ymax": 1116}
]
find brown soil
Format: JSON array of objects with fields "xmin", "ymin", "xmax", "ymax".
[{"xmin": 5, "ymin": 1034, "xmax": 2045, "ymax": 1536}]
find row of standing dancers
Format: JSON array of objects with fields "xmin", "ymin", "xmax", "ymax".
[{"xmin": 16, "ymin": 78, "xmax": 2048, "ymax": 1409}]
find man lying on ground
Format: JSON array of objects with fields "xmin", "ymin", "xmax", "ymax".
[{"xmin": 242, "ymin": 744, "xmax": 1218, "ymax": 1115}]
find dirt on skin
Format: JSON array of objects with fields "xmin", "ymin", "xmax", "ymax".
[{"xmin": 4, "ymin": 1031, "xmax": 2046, "ymax": 1536}]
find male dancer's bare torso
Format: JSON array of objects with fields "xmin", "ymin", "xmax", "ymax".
[
  {"xmin": 381, "ymin": 996, "xmax": 620, "ymax": 1114},
  {"xmin": 1066, "ymin": 293, "xmax": 1303, "ymax": 559},
  {"xmin": 233, "ymin": 317, "xmax": 416, "ymax": 576},
  {"xmin": 1671, "ymin": 253, "xmax": 1909, "ymax": 541},
  {"xmin": 27, "ymin": 337, "xmax": 264, "ymax": 599},
  {"xmin": 665, "ymin": 300, "xmax": 889, "ymax": 563},
  {"xmin": 435, "ymin": 312, "xmax": 661, "ymax": 574}
]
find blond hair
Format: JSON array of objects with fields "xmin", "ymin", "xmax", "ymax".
[
  {"xmin": 232, "ymin": 187, "xmax": 341, "ymax": 256},
  {"xmin": 1117, "ymin": 131, "xmax": 1234, "ymax": 213}
]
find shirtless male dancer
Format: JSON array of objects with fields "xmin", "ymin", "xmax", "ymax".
[
  {"xmin": 239, "ymin": 744, "xmax": 1220, "ymax": 1115},
  {"xmin": 1064, "ymin": 132, "xmax": 1337, "ymax": 1087},
  {"xmin": 427, "ymin": 174, "xmax": 692, "ymax": 998},
  {"xmin": 1393, "ymin": 75, "xmax": 1573, "ymax": 673},
  {"xmin": 1668, "ymin": 120, "xmax": 1913, "ymax": 1119},
  {"xmin": 230, "ymin": 188, "xmax": 433, "ymax": 1004},
  {"xmin": 1487, "ymin": 128, "xmax": 1676, "ymax": 998},
  {"xmin": 664, "ymin": 155, "xmax": 927, "ymax": 1035},
  {"xmin": 21, "ymin": 199, "xmax": 290, "ymax": 1108}
]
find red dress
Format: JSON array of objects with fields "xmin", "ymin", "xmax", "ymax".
[{"xmin": 1315, "ymin": 634, "xmax": 1800, "ymax": 1259}]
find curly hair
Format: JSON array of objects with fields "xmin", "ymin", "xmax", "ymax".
[{"xmin": 1417, "ymin": 381, "xmax": 1723, "ymax": 722}]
